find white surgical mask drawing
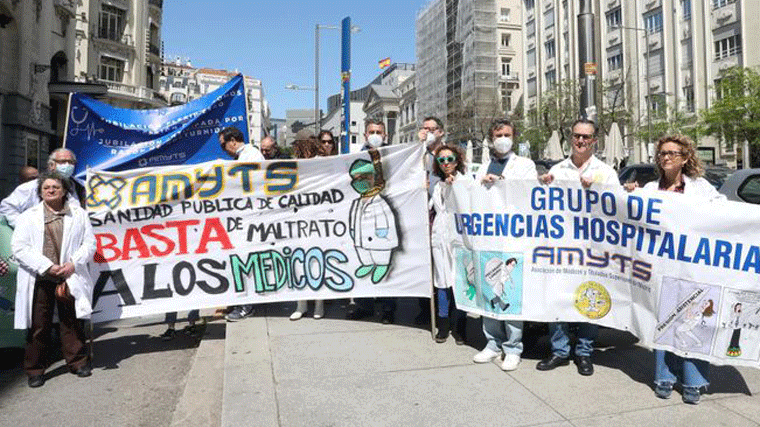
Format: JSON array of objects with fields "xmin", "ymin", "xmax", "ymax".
[{"xmin": 493, "ymin": 136, "xmax": 512, "ymax": 154}]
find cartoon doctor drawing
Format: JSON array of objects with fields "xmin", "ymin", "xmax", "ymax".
[
  {"xmin": 348, "ymin": 149, "xmax": 398, "ymax": 284},
  {"xmin": 483, "ymin": 257, "xmax": 516, "ymax": 311},
  {"xmin": 675, "ymin": 297, "xmax": 715, "ymax": 349}
]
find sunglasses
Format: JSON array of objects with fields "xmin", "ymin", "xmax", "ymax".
[
  {"xmin": 436, "ymin": 155, "xmax": 456, "ymax": 165},
  {"xmin": 321, "ymin": 139, "xmax": 334, "ymax": 144}
]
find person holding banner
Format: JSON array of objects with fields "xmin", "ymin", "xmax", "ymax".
[
  {"xmin": 537, "ymin": 118, "xmax": 619, "ymax": 376},
  {"xmin": 638, "ymin": 134, "xmax": 725, "ymax": 404},
  {"xmin": 472, "ymin": 119, "xmax": 537, "ymax": 371},
  {"xmin": 12, "ymin": 172, "xmax": 96, "ymax": 388},
  {"xmin": 0, "ymin": 149, "xmax": 83, "ymax": 228},
  {"xmin": 290, "ymin": 129, "xmax": 325, "ymax": 320},
  {"xmin": 430, "ymin": 144, "xmax": 470, "ymax": 344},
  {"xmin": 220, "ymin": 126, "xmax": 260, "ymax": 322}
]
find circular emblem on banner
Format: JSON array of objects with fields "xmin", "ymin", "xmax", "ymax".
[{"xmin": 574, "ymin": 281, "xmax": 611, "ymax": 319}]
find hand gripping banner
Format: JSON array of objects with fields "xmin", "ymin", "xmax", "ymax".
[
  {"xmin": 65, "ymin": 75, "xmax": 248, "ymax": 182},
  {"xmin": 449, "ymin": 178, "xmax": 760, "ymax": 368},
  {"xmin": 86, "ymin": 144, "xmax": 431, "ymax": 322}
]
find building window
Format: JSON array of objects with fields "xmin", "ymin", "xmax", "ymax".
[
  {"xmin": 647, "ymin": 49, "xmax": 664, "ymax": 76},
  {"xmin": 682, "ymin": 0, "xmax": 692, "ymax": 20},
  {"xmin": 526, "ymin": 20, "xmax": 535, "ymax": 38},
  {"xmin": 606, "ymin": 8, "xmax": 621, "ymax": 29},
  {"xmin": 525, "ymin": 0, "xmax": 535, "ymax": 10},
  {"xmin": 648, "ymin": 93, "xmax": 665, "ymax": 115},
  {"xmin": 544, "ymin": 8, "xmax": 555, "ymax": 30},
  {"xmin": 715, "ymin": 34, "xmax": 741, "ymax": 60},
  {"xmin": 712, "ymin": 0, "xmax": 736, "ymax": 9},
  {"xmin": 607, "ymin": 52, "xmax": 623, "ymax": 70},
  {"xmin": 545, "ymin": 40, "xmax": 555, "ymax": 59},
  {"xmin": 527, "ymin": 77, "xmax": 537, "ymax": 97},
  {"xmin": 500, "ymin": 8, "xmax": 511, "ymax": 22},
  {"xmin": 545, "ymin": 70, "xmax": 556, "ymax": 90},
  {"xmin": 501, "ymin": 84, "xmax": 512, "ymax": 112},
  {"xmin": 644, "ymin": 9, "xmax": 663, "ymax": 34},
  {"xmin": 99, "ymin": 56, "xmax": 124, "ymax": 82},
  {"xmin": 501, "ymin": 57, "xmax": 512, "ymax": 77},
  {"xmin": 501, "ymin": 33, "xmax": 511, "ymax": 48},
  {"xmin": 683, "ymin": 85, "xmax": 694, "ymax": 112},
  {"xmin": 682, "ymin": 38, "xmax": 693, "ymax": 67},
  {"xmin": 99, "ymin": 4, "xmax": 126, "ymax": 42},
  {"xmin": 527, "ymin": 48, "xmax": 536, "ymax": 68},
  {"xmin": 170, "ymin": 93, "xmax": 186, "ymax": 104}
]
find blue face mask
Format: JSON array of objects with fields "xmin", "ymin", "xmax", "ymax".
[{"xmin": 56, "ymin": 163, "xmax": 75, "ymax": 178}]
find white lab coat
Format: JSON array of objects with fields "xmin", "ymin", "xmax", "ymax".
[
  {"xmin": 12, "ymin": 201, "xmax": 96, "ymax": 329},
  {"xmin": 548, "ymin": 155, "xmax": 620, "ymax": 185},
  {"xmin": 349, "ymin": 194, "xmax": 399, "ymax": 251},
  {"xmin": 237, "ymin": 144, "xmax": 265, "ymax": 162},
  {"xmin": 642, "ymin": 175, "xmax": 726, "ymax": 201},
  {"xmin": 0, "ymin": 180, "xmax": 81, "ymax": 228},
  {"xmin": 474, "ymin": 152, "xmax": 538, "ymax": 181},
  {"xmin": 430, "ymin": 173, "xmax": 473, "ymax": 288}
]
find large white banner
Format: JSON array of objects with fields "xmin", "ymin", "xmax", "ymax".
[
  {"xmin": 451, "ymin": 178, "xmax": 760, "ymax": 368},
  {"xmin": 86, "ymin": 144, "xmax": 431, "ymax": 322}
]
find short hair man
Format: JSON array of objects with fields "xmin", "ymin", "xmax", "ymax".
[
  {"xmin": 363, "ymin": 118, "xmax": 387, "ymax": 149},
  {"xmin": 259, "ymin": 135, "xmax": 282, "ymax": 160},
  {"xmin": 219, "ymin": 126, "xmax": 264, "ymax": 161},
  {"xmin": 19, "ymin": 166, "xmax": 39, "ymax": 183},
  {"xmin": 536, "ymin": 118, "xmax": 619, "ymax": 376},
  {"xmin": 0, "ymin": 149, "xmax": 82, "ymax": 228},
  {"xmin": 418, "ymin": 116, "xmax": 445, "ymax": 153}
]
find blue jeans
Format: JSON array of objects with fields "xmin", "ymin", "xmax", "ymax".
[
  {"xmin": 482, "ymin": 317, "xmax": 523, "ymax": 355},
  {"xmin": 549, "ymin": 322, "xmax": 597, "ymax": 357},
  {"xmin": 165, "ymin": 310, "xmax": 199, "ymax": 325},
  {"xmin": 654, "ymin": 349, "xmax": 710, "ymax": 388}
]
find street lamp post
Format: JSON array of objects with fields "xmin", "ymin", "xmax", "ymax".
[
  {"xmin": 612, "ymin": 24, "xmax": 651, "ymax": 163},
  {"xmin": 315, "ymin": 23, "xmax": 360, "ymax": 137}
]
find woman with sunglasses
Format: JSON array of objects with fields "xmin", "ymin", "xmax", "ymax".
[
  {"xmin": 318, "ymin": 130, "xmax": 338, "ymax": 156},
  {"xmin": 636, "ymin": 135, "xmax": 725, "ymax": 404},
  {"xmin": 430, "ymin": 144, "xmax": 471, "ymax": 343}
]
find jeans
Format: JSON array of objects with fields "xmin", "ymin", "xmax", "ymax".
[
  {"xmin": 482, "ymin": 317, "xmax": 523, "ymax": 355},
  {"xmin": 549, "ymin": 322, "xmax": 597, "ymax": 357},
  {"xmin": 165, "ymin": 310, "xmax": 200, "ymax": 325},
  {"xmin": 654, "ymin": 349, "xmax": 710, "ymax": 388}
]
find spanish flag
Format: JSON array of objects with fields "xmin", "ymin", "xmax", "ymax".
[{"xmin": 379, "ymin": 57, "xmax": 391, "ymax": 69}]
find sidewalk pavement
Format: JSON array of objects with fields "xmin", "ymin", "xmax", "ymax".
[{"xmin": 218, "ymin": 299, "xmax": 759, "ymax": 427}]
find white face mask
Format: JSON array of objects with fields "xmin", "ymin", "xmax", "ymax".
[
  {"xmin": 56, "ymin": 163, "xmax": 75, "ymax": 178},
  {"xmin": 493, "ymin": 136, "xmax": 512, "ymax": 154},
  {"xmin": 367, "ymin": 134, "xmax": 384, "ymax": 148},
  {"xmin": 425, "ymin": 131, "xmax": 437, "ymax": 145}
]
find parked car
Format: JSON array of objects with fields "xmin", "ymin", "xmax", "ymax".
[
  {"xmin": 618, "ymin": 163, "xmax": 734, "ymax": 190},
  {"xmin": 718, "ymin": 168, "xmax": 760, "ymax": 204}
]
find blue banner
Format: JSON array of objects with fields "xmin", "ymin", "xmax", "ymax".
[{"xmin": 64, "ymin": 75, "xmax": 248, "ymax": 182}]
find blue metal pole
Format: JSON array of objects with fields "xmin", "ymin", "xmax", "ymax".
[{"xmin": 341, "ymin": 17, "xmax": 351, "ymax": 154}]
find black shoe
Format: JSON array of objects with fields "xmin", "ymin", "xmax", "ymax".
[
  {"xmin": 346, "ymin": 307, "xmax": 373, "ymax": 320},
  {"xmin": 74, "ymin": 365, "xmax": 92, "ymax": 378},
  {"xmin": 451, "ymin": 316, "xmax": 467, "ymax": 345},
  {"xmin": 536, "ymin": 355, "xmax": 570, "ymax": 371},
  {"xmin": 225, "ymin": 306, "xmax": 254, "ymax": 322},
  {"xmin": 160, "ymin": 328, "xmax": 176, "ymax": 341},
  {"xmin": 435, "ymin": 317, "xmax": 450, "ymax": 343},
  {"xmin": 575, "ymin": 355, "xmax": 594, "ymax": 376},
  {"xmin": 28, "ymin": 375, "xmax": 45, "ymax": 388},
  {"xmin": 381, "ymin": 311, "xmax": 394, "ymax": 325}
]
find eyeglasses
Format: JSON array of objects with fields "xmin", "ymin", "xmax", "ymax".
[
  {"xmin": 572, "ymin": 133, "xmax": 595, "ymax": 141},
  {"xmin": 52, "ymin": 158, "xmax": 76, "ymax": 165},
  {"xmin": 423, "ymin": 127, "xmax": 439, "ymax": 132},
  {"xmin": 658, "ymin": 150, "xmax": 684, "ymax": 159},
  {"xmin": 436, "ymin": 155, "xmax": 456, "ymax": 165}
]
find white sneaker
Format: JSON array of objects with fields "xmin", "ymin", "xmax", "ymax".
[
  {"xmin": 289, "ymin": 311, "xmax": 303, "ymax": 321},
  {"xmin": 473, "ymin": 348, "xmax": 501, "ymax": 363},
  {"xmin": 314, "ymin": 300, "xmax": 324, "ymax": 319},
  {"xmin": 501, "ymin": 353, "xmax": 521, "ymax": 371}
]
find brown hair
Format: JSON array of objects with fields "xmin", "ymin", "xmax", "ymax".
[
  {"xmin": 37, "ymin": 171, "xmax": 70, "ymax": 203},
  {"xmin": 317, "ymin": 130, "xmax": 338, "ymax": 156},
  {"xmin": 702, "ymin": 299, "xmax": 715, "ymax": 317},
  {"xmin": 432, "ymin": 144, "xmax": 465, "ymax": 179},
  {"xmin": 655, "ymin": 134, "xmax": 703, "ymax": 179},
  {"xmin": 293, "ymin": 136, "xmax": 320, "ymax": 159}
]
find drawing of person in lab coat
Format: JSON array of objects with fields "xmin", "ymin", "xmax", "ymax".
[{"xmin": 348, "ymin": 150, "xmax": 398, "ymax": 284}]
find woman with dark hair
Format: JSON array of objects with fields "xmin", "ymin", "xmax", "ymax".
[
  {"xmin": 430, "ymin": 144, "xmax": 469, "ymax": 343},
  {"xmin": 12, "ymin": 172, "xmax": 96, "ymax": 387},
  {"xmin": 290, "ymin": 130, "xmax": 325, "ymax": 320},
  {"xmin": 318, "ymin": 130, "xmax": 338, "ymax": 156},
  {"xmin": 636, "ymin": 134, "xmax": 725, "ymax": 404}
]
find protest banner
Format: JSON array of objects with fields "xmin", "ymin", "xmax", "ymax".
[
  {"xmin": 450, "ymin": 178, "xmax": 760, "ymax": 368},
  {"xmin": 64, "ymin": 75, "xmax": 248, "ymax": 182},
  {"xmin": 86, "ymin": 144, "xmax": 431, "ymax": 322}
]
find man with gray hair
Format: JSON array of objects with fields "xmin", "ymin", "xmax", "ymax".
[{"xmin": 0, "ymin": 148, "xmax": 82, "ymax": 227}]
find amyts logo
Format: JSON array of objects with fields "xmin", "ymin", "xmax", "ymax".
[
  {"xmin": 87, "ymin": 174, "xmax": 128, "ymax": 210},
  {"xmin": 574, "ymin": 281, "xmax": 611, "ymax": 319}
]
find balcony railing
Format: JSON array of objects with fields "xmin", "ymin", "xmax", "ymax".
[
  {"xmin": 715, "ymin": 46, "xmax": 741, "ymax": 61},
  {"xmin": 149, "ymin": 43, "xmax": 160, "ymax": 56}
]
